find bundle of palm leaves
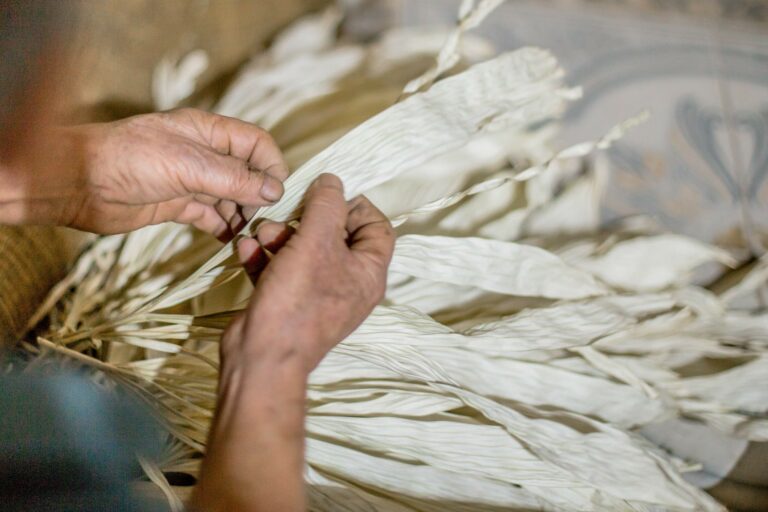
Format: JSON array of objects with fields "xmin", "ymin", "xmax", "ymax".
[{"xmin": 25, "ymin": 2, "xmax": 767, "ymax": 511}]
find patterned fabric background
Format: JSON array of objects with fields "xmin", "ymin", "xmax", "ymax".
[
  {"xmin": 382, "ymin": 3, "xmax": 768, "ymax": 508},
  {"xmin": 390, "ymin": 0, "xmax": 768, "ymax": 250},
  {"xmin": 567, "ymin": 0, "xmax": 768, "ymax": 22}
]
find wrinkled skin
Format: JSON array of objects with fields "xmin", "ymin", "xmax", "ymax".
[
  {"xmin": 1, "ymin": 95, "xmax": 395, "ymax": 510},
  {"xmin": 227, "ymin": 173, "xmax": 395, "ymax": 372},
  {"xmin": 194, "ymin": 174, "xmax": 395, "ymax": 512},
  {"xmin": 1, "ymin": 108, "xmax": 288, "ymax": 238}
]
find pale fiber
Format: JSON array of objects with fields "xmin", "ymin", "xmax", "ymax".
[{"xmin": 24, "ymin": 5, "xmax": 767, "ymax": 512}]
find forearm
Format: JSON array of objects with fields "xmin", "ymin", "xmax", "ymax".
[
  {"xmin": 0, "ymin": 125, "xmax": 87, "ymax": 226},
  {"xmin": 193, "ymin": 356, "xmax": 309, "ymax": 512}
]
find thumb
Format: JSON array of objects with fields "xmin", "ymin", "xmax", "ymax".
[
  {"xmin": 236, "ymin": 237, "xmax": 267, "ymax": 284},
  {"xmin": 189, "ymin": 152, "xmax": 285, "ymax": 207},
  {"xmin": 299, "ymin": 174, "xmax": 347, "ymax": 242}
]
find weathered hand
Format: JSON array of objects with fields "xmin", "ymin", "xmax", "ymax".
[
  {"xmin": 1, "ymin": 108, "xmax": 288, "ymax": 237},
  {"xmin": 68, "ymin": 108, "xmax": 288, "ymax": 236},
  {"xmin": 193, "ymin": 174, "xmax": 394, "ymax": 512},
  {"xmin": 224, "ymin": 173, "xmax": 395, "ymax": 373}
]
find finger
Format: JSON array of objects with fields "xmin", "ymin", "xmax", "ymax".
[
  {"xmin": 193, "ymin": 151, "xmax": 285, "ymax": 206},
  {"xmin": 176, "ymin": 202, "xmax": 231, "ymax": 241},
  {"xmin": 214, "ymin": 199, "xmax": 246, "ymax": 234},
  {"xmin": 346, "ymin": 196, "xmax": 395, "ymax": 267},
  {"xmin": 299, "ymin": 173, "xmax": 347, "ymax": 243},
  {"xmin": 241, "ymin": 204, "xmax": 263, "ymax": 222},
  {"xmin": 193, "ymin": 111, "xmax": 289, "ymax": 181},
  {"xmin": 192, "ymin": 193, "xmax": 219, "ymax": 206},
  {"xmin": 237, "ymin": 237, "xmax": 268, "ymax": 284},
  {"xmin": 256, "ymin": 221, "xmax": 294, "ymax": 253},
  {"xmin": 230, "ymin": 210, "xmax": 247, "ymax": 234}
]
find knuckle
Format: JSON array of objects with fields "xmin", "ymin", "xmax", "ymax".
[
  {"xmin": 355, "ymin": 195, "xmax": 374, "ymax": 208},
  {"xmin": 372, "ymin": 221, "xmax": 397, "ymax": 247},
  {"xmin": 374, "ymin": 279, "xmax": 387, "ymax": 303},
  {"xmin": 231, "ymin": 159, "xmax": 257, "ymax": 186},
  {"xmin": 379, "ymin": 219, "xmax": 396, "ymax": 239},
  {"xmin": 385, "ymin": 232, "xmax": 396, "ymax": 252},
  {"xmin": 201, "ymin": 156, "xmax": 251, "ymax": 195},
  {"xmin": 256, "ymin": 127, "xmax": 277, "ymax": 146},
  {"xmin": 311, "ymin": 190, "xmax": 341, "ymax": 210},
  {"xmin": 362, "ymin": 278, "xmax": 387, "ymax": 309},
  {"xmin": 172, "ymin": 107, "xmax": 201, "ymax": 117},
  {"xmin": 349, "ymin": 197, "xmax": 372, "ymax": 216},
  {"xmin": 352, "ymin": 197, "xmax": 390, "ymax": 223},
  {"xmin": 153, "ymin": 110, "xmax": 175, "ymax": 124},
  {"xmin": 165, "ymin": 107, "xmax": 196, "ymax": 121}
]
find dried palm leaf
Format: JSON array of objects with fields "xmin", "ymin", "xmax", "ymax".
[{"xmin": 23, "ymin": 5, "xmax": 768, "ymax": 512}]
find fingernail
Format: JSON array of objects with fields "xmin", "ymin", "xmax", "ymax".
[
  {"xmin": 261, "ymin": 174, "xmax": 283, "ymax": 202},
  {"xmin": 315, "ymin": 173, "xmax": 342, "ymax": 189}
]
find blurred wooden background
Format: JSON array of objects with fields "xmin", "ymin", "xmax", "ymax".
[{"xmin": 69, "ymin": 0, "xmax": 328, "ymax": 121}]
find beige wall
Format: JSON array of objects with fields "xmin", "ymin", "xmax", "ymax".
[{"xmin": 70, "ymin": 0, "xmax": 327, "ymax": 120}]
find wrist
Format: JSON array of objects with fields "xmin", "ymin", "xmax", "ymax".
[
  {"xmin": 0, "ymin": 125, "xmax": 89, "ymax": 226},
  {"xmin": 219, "ymin": 355, "xmax": 308, "ymax": 404},
  {"xmin": 215, "ymin": 344, "xmax": 309, "ymax": 437},
  {"xmin": 222, "ymin": 313, "xmax": 321, "ymax": 377},
  {"xmin": 197, "ymin": 350, "xmax": 309, "ymax": 512}
]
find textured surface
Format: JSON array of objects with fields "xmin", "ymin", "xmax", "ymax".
[
  {"xmin": 69, "ymin": 0, "xmax": 327, "ymax": 120},
  {"xmin": 33, "ymin": 12, "xmax": 753, "ymax": 507},
  {"xmin": 391, "ymin": 2, "xmax": 768, "ymax": 510},
  {"xmin": 397, "ymin": 0, "xmax": 768, "ymax": 247},
  {"xmin": 0, "ymin": 227, "xmax": 85, "ymax": 343}
]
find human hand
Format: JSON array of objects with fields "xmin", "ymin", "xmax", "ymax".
[
  {"xmin": 193, "ymin": 174, "xmax": 394, "ymax": 512},
  {"xmin": 223, "ymin": 173, "xmax": 395, "ymax": 374},
  {"xmin": 0, "ymin": 108, "xmax": 288, "ymax": 237}
]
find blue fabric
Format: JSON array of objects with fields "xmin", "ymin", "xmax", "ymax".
[{"xmin": 0, "ymin": 368, "xmax": 168, "ymax": 511}]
